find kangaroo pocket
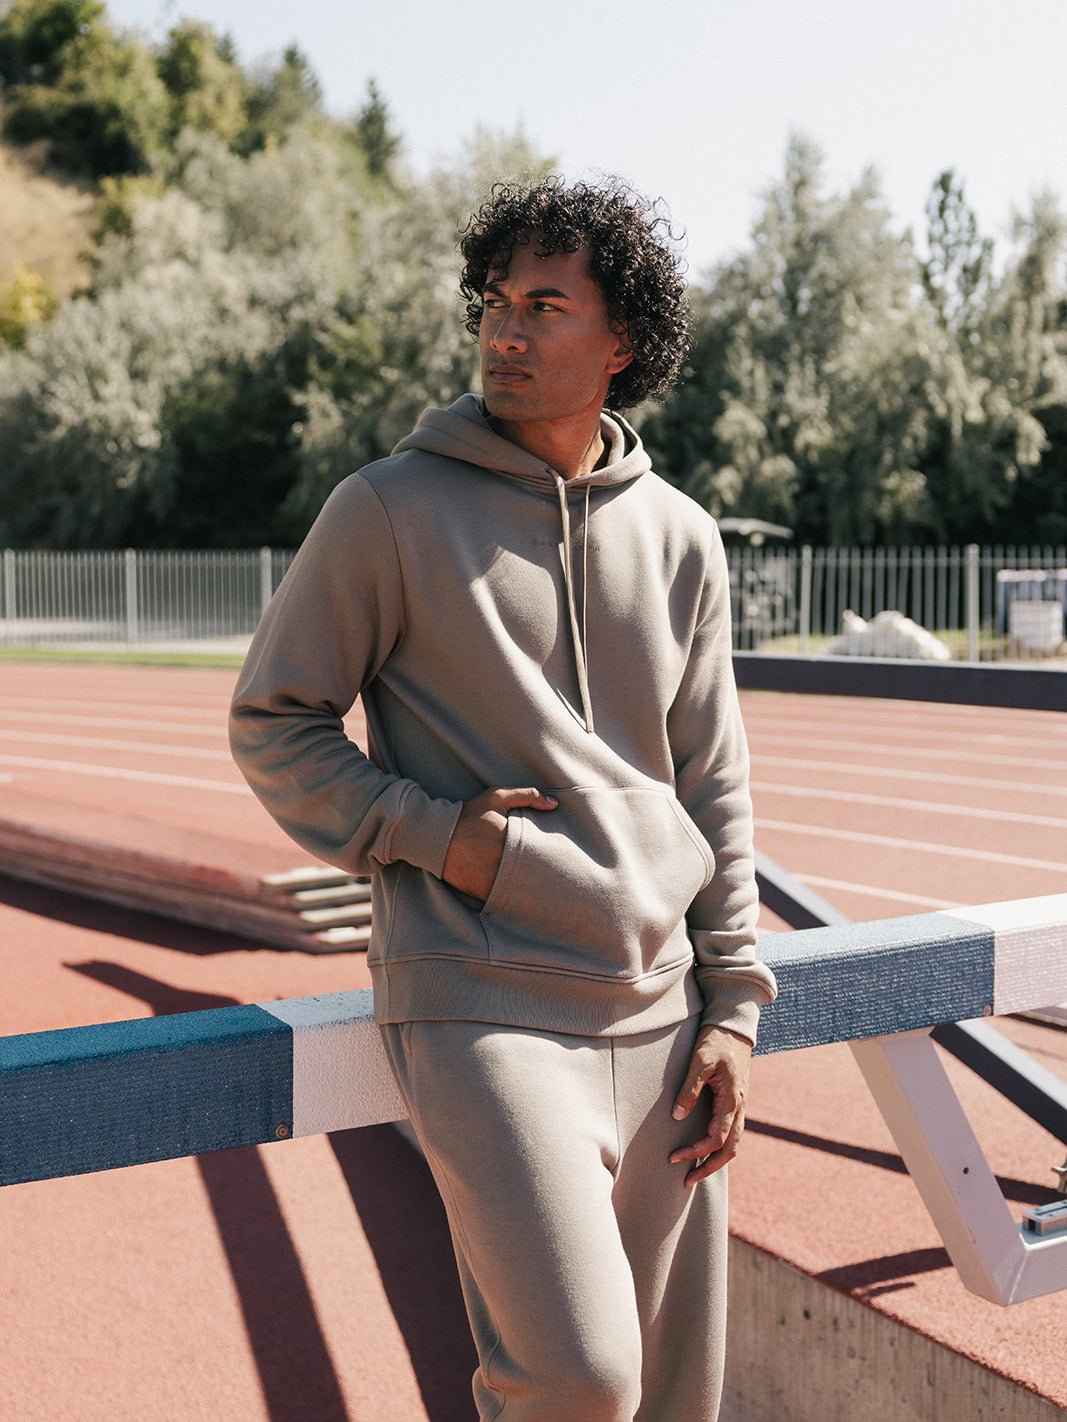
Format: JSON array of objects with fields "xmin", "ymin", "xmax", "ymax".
[{"xmin": 479, "ymin": 785, "xmax": 714, "ymax": 978}]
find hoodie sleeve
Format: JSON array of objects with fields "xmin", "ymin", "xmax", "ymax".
[
  {"xmin": 667, "ymin": 522, "xmax": 777, "ymax": 1045},
  {"xmin": 229, "ymin": 472, "xmax": 462, "ymax": 878}
]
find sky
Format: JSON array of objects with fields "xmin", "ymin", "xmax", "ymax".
[{"xmin": 105, "ymin": 0, "xmax": 1067, "ymax": 277}]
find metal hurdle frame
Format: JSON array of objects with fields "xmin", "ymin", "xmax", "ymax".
[{"xmin": 1, "ymin": 894, "xmax": 1065, "ymax": 1306}]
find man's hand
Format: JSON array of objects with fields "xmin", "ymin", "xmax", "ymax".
[
  {"xmin": 668, "ymin": 1024, "xmax": 752, "ymax": 1187},
  {"xmin": 441, "ymin": 786, "xmax": 558, "ymax": 901}
]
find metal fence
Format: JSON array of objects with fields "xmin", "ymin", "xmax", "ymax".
[
  {"xmin": 0, "ymin": 547, "xmax": 295, "ymax": 651},
  {"xmin": 729, "ymin": 543, "xmax": 1067, "ymax": 662},
  {"xmin": 1, "ymin": 544, "xmax": 1065, "ymax": 662}
]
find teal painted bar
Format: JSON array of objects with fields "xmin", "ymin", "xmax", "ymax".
[
  {"xmin": 755, "ymin": 913, "xmax": 995, "ymax": 1056},
  {"xmin": 0, "ymin": 1005, "xmax": 293, "ymax": 1186},
  {"xmin": 0, "ymin": 910, "xmax": 1027, "ymax": 1187}
]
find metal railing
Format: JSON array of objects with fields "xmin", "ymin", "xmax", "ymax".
[
  {"xmin": 730, "ymin": 542, "xmax": 1067, "ymax": 661},
  {"xmin": 1, "ymin": 544, "xmax": 1065, "ymax": 662},
  {"xmin": 0, "ymin": 547, "xmax": 294, "ymax": 650}
]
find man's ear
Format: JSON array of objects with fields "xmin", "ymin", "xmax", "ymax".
[{"xmin": 607, "ymin": 326, "xmax": 634, "ymax": 375}]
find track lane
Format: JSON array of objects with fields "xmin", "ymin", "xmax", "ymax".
[{"xmin": 2, "ymin": 662, "xmax": 1066, "ymax": 1419}]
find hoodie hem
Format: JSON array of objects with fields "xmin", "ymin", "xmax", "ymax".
[{"xmin": 371, "ymin": 955, "xmax": 705, "ymax": 1038}]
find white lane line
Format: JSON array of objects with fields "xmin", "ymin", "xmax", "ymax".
[
  {"xmin": 793, "ymin": 875, "xmax": 960, "ymax": 911},
  {"xmin": 0, "ymin": 710, "xmax": 222, "ymax": 736},
  {"xmin": 750, "ymin": 754, "xmax": 1067, "ymax": 799},
  {"xmin": 748, "ymin": 731, "xmax": 1067, "ymax": 773},
  {"xmin": 0, "ymin": 729, "xmax": 231, "ymax": 761},
  {"xmin": 754, "ymin": 817, "xmax": 1067, "ymax": 873},
  {"xmin": 1, "ymin": 695, "xmax": 227, "ymax": 718},
  {"xmin": 750, "ymin": 780, "xmax": 1067, "ymax": 831},
  {"xmin": 0, "ymin": 754, "xmax": 249, "ymax": 795}
]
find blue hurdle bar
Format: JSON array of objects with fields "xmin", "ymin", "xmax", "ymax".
[{"xmin": 2, "ymin": 895, "xmax": 1064, "ymax": 1191}]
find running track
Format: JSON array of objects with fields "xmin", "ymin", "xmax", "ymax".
[{"xmin": 0, "ymin": 662, "xmax": 1065, "ymax": 1419}]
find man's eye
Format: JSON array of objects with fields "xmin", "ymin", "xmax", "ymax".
[
  {"xmin": 533, "ymin": 302, "xmax": 560, "ymax": 313},
  {"xmin": 483, "ymin": 296, "xmax": 505, "ymax": 308}
]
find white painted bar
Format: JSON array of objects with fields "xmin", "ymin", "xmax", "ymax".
[
  {"xmin": 940, "ymin": 895, "xmax": 1067, "ymax": 1015},
  {"xmin": 261, "ymin": 991, "xmax": 405, "ymax": 1137}
]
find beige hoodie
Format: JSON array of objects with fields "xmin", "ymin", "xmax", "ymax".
[{"xmin": 230, "ymin": 395, "xmax": 777, "ymax": 1041}]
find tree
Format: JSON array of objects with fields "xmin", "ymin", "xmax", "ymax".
[
  {"xmin": 282, "ymin": 128, "xmax": 553, "ymax": 532},
  {"xmin": 0, "ymin": 119, "xmax": 556, "ymax": 548},
  {"xmin": 921, "ymin": 169, "xmax": 993, "ymax": 345},
  {"xmin": 917, "ymin": 185, "xmax": 1065, "ymax": 542},
  {"xmin": 0, "ymin": 0, "xmax": 105, "ymax": 85},
  {"xmin": 352, "ymin": 78, "xmax": 400, "ymax": 182},
  {"xmin": 157, "ymin": 18, "xmax": 247, "ymax": 145},
  {"xmin": 239, "ymin": 42, "xmax": 322, "ymax": 152},
  {"xmin": 644, "ymin": 142, "xmax": 1067, "ymax": 547},
  {"xmin": 643, "ymin": 134, "xmax": 933, "ymax": 544},
  {"xmin": 1, "ymin": 0, "xmax": 169, "ymax": 175}
]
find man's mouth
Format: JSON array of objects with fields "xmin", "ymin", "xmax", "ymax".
[{"xmin": 487, "ymin": 366, "xmax": 531, "ymax": 384}]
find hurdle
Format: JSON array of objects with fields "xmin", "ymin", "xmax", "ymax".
[{"xmin": 2, "ymin": 894, "xmax": 1065, "ymax": 1307}]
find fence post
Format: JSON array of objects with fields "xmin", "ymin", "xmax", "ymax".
[
  {"xmin": 799, "ymin": 545, "xmax": 813, "ymax": 653},
  {"xmin": 2, "ymin": 548, "xmax": 14, "ymax": 627},
  {"xmin": 259, "ymin": 546, "xmax": 273, "ymax": 621},
  {"xmin": 124, "ymin": 548, "xmax": 139, "ymax": 646},
  {"xmin": 966, "ymin": 544, "xmax": 980, "ymax": 662}
]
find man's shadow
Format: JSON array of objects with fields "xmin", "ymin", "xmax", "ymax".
[{"xmin": 69, "ymin": 957, "xmax": 476, "ymax": 1422}]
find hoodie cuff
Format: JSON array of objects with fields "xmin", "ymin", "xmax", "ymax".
[
  {"xmin": 388, "ymin": 788, "xmax": 464, "ymax": 878},
  {"xmin": 695, "ymin": 974, "xmax": 774, "ymax": 1049}
]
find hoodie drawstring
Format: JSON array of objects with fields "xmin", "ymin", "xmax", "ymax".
[{"xmin": 556, "ymin": 478, "xmax": 595, "ymax": 735}]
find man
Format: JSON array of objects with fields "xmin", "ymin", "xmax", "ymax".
[{"xmin": 230, "ymin": 177, "xmax": 776, "ymax": 1422}]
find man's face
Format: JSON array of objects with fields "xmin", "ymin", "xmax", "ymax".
[{"xmin": 479, "ymin": 238, "xmax": 632, "ymax": 429}]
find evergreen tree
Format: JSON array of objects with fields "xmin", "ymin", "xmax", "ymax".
[
  {"xmin": 353, "ymin": 77, "xmax": 400, "ymax": 182},
  {"xmin": 157, "ymin": 18, "xmax": 247, "ymax": 145},
  {"xmin": 240, "ymin": 42, "xmax": 322, "ymax": 152}
]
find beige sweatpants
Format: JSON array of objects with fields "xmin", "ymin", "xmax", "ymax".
[{"xmin": 380, "ymin": 1014, "xmax": 728, "ymax": 1422}]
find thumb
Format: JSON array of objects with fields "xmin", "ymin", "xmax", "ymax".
[{"xmin": 489, "ymin": 786, "xmax": 559, "ymax": 813}]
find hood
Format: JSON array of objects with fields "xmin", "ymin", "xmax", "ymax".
[
  {"xmin": 393, "ymin": 394, "xmax": 654, "ymax": 738},
  {"xmin": 391, "ymin": 392, "xmax": 652, "ymax": 493}
]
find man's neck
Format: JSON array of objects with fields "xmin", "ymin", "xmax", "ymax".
[{"xmin": 488, "ymin": 411, "xmax": 608, "ymax": 480}]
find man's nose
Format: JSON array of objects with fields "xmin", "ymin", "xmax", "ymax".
[{"xmin": 487, "ymin": 307, "xmax": 527, "ymax": 351}]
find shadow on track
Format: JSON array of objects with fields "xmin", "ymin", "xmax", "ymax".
[
  {"xmin": 746, "ymin": 1117, "xmax": 1058, "ymax": 1206},
  {"xmin": 328, "ymin": 1126, "xmax": 478, "ymax": 1422},
  {"xmin": 65, "ymin": 959, "xmax": 476, "ymax": 1422},
  {"xmin": 0, "ymin": 873, "xmax": 261, "ymax": 956},
  {"xmin": 70, "ymin": 960, "xmax": 349, "ymax": 1422}
]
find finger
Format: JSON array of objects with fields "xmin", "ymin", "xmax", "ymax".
[
  {"xmin": 684, "ymin": 1113, "xmax": 745, "ymax": 1186},
  {"xmin": 684, "ymin": 1140, "xmax": 737, "ymax": 1186},
  {"xmin": 672, "ymin": 1060, "xmax": 712, "ymax": 1121},
  {"xmin": 488, "ymin": 786, "xmax": 559, "ymax": 812},
  {"xmin": 669, "ymin": 1098, "xmax": 743, "ymax": 1166},
  {"xmin": 668, "ymin": 1111, "xmax": 734, "ymax": 1167}
]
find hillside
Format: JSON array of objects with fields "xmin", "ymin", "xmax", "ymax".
[{"xmin": 0, "ymin": 141, "xmax": 96, "ymax": 297}]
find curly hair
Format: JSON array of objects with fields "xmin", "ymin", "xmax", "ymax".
[{"xmin": 458, "ymin": 176, "xmax": 690, "ymax": 409}]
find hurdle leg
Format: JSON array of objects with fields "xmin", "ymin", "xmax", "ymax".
[{"xmin": 851, "ymin": 1028, "xmax": 1067, "ymax": 1305}]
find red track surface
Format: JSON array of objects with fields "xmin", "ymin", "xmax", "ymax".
[{"xmin": 0, "ymin": 662, "xmax": 1065, "ymax": 1419}]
